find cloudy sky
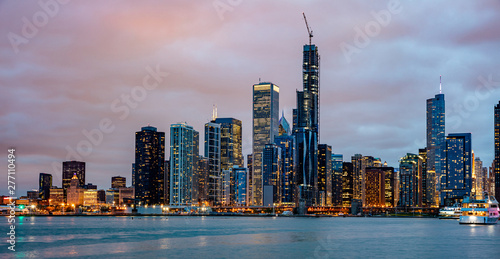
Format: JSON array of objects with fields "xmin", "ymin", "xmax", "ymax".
[{"xmin": 1, "ymin": 0, "xmax": 499, "ymax": 195}]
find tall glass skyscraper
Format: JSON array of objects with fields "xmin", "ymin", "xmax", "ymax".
[
  {"xmin": 426, "ymin": 92, "xmax": 445, "ymax": 205},
  {"xmin": 399, "ymin": 153, "xmax": 423, "ymax": 207},
  {"xmin": 331, "ymin": 154, "xmax": 343, "ymax": 206},
  {"xmin": 252, "ymin": 82, "xmax": 279, "ymax": 205},
  {"xmin": 293, "ymin": 44, "xmax": 320, "ymax": 206},
  {"xmin": 39, "ymin": 173, "xmax": 52, "ymax": 200},
  {"xmin": 262, "ymin": 143, "xmax": 281, "ymax": 206},
  {"xmin": 495, "ymin": 101, "xmax": 500, "ymax": 201},
  {"xmin": 135, "ymin": 126, "xmax": 165, "ymax": 205},
  {"xmin": 204, "ymin": 122, "xmax": 221, "ymax": 205},
  {"xmin": 214, "ymin": 118, "xmax": 243, "ymax": 170},
  {"xmin": 318, "ymin": 144, "xmax": 332, "ymax": 206},
  {"xmin": 170, "ymin": 123, "xmax": 197, "ymax": 206}
]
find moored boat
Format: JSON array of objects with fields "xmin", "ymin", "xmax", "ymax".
[
  {"xmin": 438, "ymin": 202, "xmax": 461, "ymax": 219},
  {"xmin": 459, "ymin": 192, "xmax": 499, "ymax": 225}
]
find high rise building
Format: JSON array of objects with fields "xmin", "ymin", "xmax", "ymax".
[
  {"xmin": 262, "ymin": 144, "xmax": 282, "ymax": 206},
  {"xmin": 473, "ymin": 157, "xmax": 484, "ymax": 199},
  {"xmin": 39, "ymin": 173, "xmax": 52, "ymax": 200},
  {"xmin": 274, "ymin": 133, "xmax": 295, "ymax": 205},
  {"xmin": 495, "ymin": 101, "xmax": 500, "ymax": 201},
  {"xmin": 196, "ymin": 156, "xmax": 209, "ymax": 204},
  {"xmin": 205, "ymin": 122, "xmax": 221, "ymax": 205},
  {"xmin": 170, "ymin": 123, "xmax": 197, "ymax": 206},
  {"xmin": 365, "ymin": 168, "xmax": 385, "ymax": 207},
  {"xmin": 382, "ymin": 167, "xmax": 397, "ymax": 207},
  {"xmin": 67, "ymin": 174, "xmax": 84, "ymax": 205},
  {"xmin": 134, "ymin": 126, "xmax": 165, "ymax": 205},
  {"xmin": 342, "ymin": 162, "xmax": 354, "ymax": 207},
  {"xmin": 399, "ymin": 153, "xmax": 423, "ymax": 207},
  {"xmin": 62, "ymin": 161, "xmax": 85, "ymax": 195},
  {"xmin": 247, "ymin": 154, "xmax": 253, "ymax": 203},
  {"xmin": 419, "ymin": 148, "xmax": 432, "ymax": 207},
  {"xmin": 233, "ymin": 166, "xmax": 248, "ymax": 206},
  {"xmin": 214, "ymin": 118, "xmax": 243, "ymax": 170},
  {"xmin": 318, "ymin": 144, "xmax": 332, "ymax": 206},
  {"xmin": 111, "ymin": 176, "xmax": 126, "ymax": 189},
  {"xmin": 293, "ymin": 41, "xmax": 320, "ymax": 207},
  {"xmin": 331, "ymin": 154, "xmax": 343, "ymax": 206},
  {"xmin": 252, "ymin": 82, "xmax": 279, "ymax": 205},
  {"xmin": 441, "ymin": 133, "xmax": 472, "ymax": 205},
  {"xmin": 164, "ymin": 160, "xmax": 170, "ymax": 205},
  {"xmin": 426, "ymin": 90, "xmax": 445, "ymax": 201}
]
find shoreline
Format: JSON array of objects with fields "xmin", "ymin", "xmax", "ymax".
[{"xmin": 5, "ymin": 213, "xmax": 438, "ymax": 218}]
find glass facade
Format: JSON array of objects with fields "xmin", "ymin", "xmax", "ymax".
[
  {"xmin": 62, "ymin": 161, "xmax": 86, "ymax": 200},
  {"xmin": 318, "ymin": 144, "xmax": 332, "ymax": 206},
  {"xmin": 426, "ymin": 93, "xmax": 445, "ymax": 201},
  {"xmin": 342, "ymin": 162, "xmax": 354, "ymax": 207},
  {"xmin": 331, "ymin": 154, "xmax": 343, "ymax": 206},
  {"xmin": 274, "ymin": 134, "xmax": 295, "ymax": 204},
  {"xmin": 135, "ymin": 126, "xmax": 165, "ymax": 205},
  {"xmin": 441, "ymin": 133, "xmax": 472, "ymax": 205},
  {"xmin": 252, "ymin": 82, "xmax": 279, "ymax": 205},
  {"xmin": 170, "ymin": 123, "xmax": 197, "ymax": 206},
  {"xmin": 262, "ymin": 144, "xmax": 281, "ymax": 206},
  {"xmin": 205, "ymin": 122, "xmax": 221, "ymax": 205},
  {"xmin": 399, "ymin": 153, "xmax": 422, "ymax": 207},
  {"xmin": 39, "ymin": 173, "xmax": 52, "ymax": 200},
  {"xmin": 233, "ymin": 167, "xmax": 247, "ymax": 206},
  {"xmin": 365, "ymin": 168, "xmax": 385, "ymax": 207}
]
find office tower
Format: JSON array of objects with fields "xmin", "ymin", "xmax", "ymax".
[
  {"xmin": 170, "ymin": 123, "xmax": 197, "ymax": 206},
  {"xmin": 49, "ymin": 187, "xmax": 64, "ymax": 205},
  {"xmin": 67, "ymin": 174, "xmax": 84, "ymax": 205},
  {"xmin": 97, "ymin": 190, "xmax": 106, "ymax": 204},
  {"xmin": 135, "ymin": 125, "xmax": 165, "ymax": 205},
  {"xmin": 274, "ymin": 134, "xmax": 295, "ymax": 205},
  {"xmin": 205, "ymin": 122, "xmax": 221, "ymax": 205},
  {"xmin": 196, "ymin": 156, "xmax": 209, "ymax": 204},
  {"xmin": 111, "ymin": 176, "xmax": 126, "ymax": 189},
  {"xmin": 331, "ymin": 154, "xmax": 343, "ymax": 206},
  {"xmin": 247, "ymin": 154, "xmax": 253, "ymax": 204},
  {"xmin": 233, "ymin": 167, "xmax": 248, "ymax": 206},
  {"xmin": 495, "ymin": 101, "xmax": 500, "ymax": 201},
  {"xmin": 62, "ymin": 161, "xmax": 85, "ymax": 194},
  {"xmin": 252, "ymin": 82, "xmax": 279, "ymax": 205},
  {"xmin": 418, "ymin": 148, "xmax": 431, "ymax": 207},
  {"xmin": 118, "ymin": 187, "xmax": 135, "ymax": 205},
  {"xmin": 132, "ymin": 163, "xmax": 135, "ymax": 187},
  {"xmin": 351, "ymin": 155, "xmax": 377, "ymax": 205},
  {"xmin": 342, "ymin": 162, "xmax": 354, "ymax": 207},
  {"xmin": 164, "ymin": 160, "xmax": 170, "ymax": 204},
  {"xmin": 27, "ymin": 191, "xmax": 39, "ymax": 199},
  {"xmin": 39, "ymin": 173, "xmax": 52, "ymax": 200},
  {"xmin": 440, "ymin": 133, "xmax": 472, "ymax": 205},
  {"xmin": 221, "ymin": 170, "xmax": 231, "ymax": 206},
  {"xmin": 426, "ymin": 90, "xmax": 445, "ymax": 201},
  {"xmin": 382, "ymin": 167, "xmax": 397, "ymax": 207},
  {"xmin": 83, "ymin": 189, "xmax": 98, "ymax": 206},
  {"xmin": 399, "ymin": 153, "xmax": 423, "ymax": 207},
  {"xmin": 318, "ymin": 144, "xmax": 332, "ymax": 206},
  {"xmin": 262, "ymin": 144, "xmax": 282, "ymax": 206},
  {"xmin": 214, "ymin": 118, "xmax": 243, "ymax": 170},
  {"xmin": 474, "ymin": 157, "xmax": 484, "ymax": 199},
  {"xmin": 365, "ymin": 168, "xmax": 385, "ymax": 207}
]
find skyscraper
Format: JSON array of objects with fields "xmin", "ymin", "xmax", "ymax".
[
  {"xmin": 342, "ymin": 162, "xmax": 354, "ymax": 207},
  {"xmin": 205, "ymin": 122, "xmax": 221, "ymax": 205},
  {"xmin": 318, "ymin": 144, "xmax": 332, "ymax": 206},
  {"xmin": 262, "ymin": 143, "xmax": 282, "ymax": 206},
  {"xmin": 495, "ymin": 101, "xmax": 500, "ymax": 201},
  {"xmin": 252, "ymin": 82, "xmax": 279, "ymax": 205},
  {"xmin": 111, "ymin": 176, "xmax": 126, "ymax": 189},
  {"xmin": 365, "ymin": 168, "xmax": 385, "ymax": 207},
  {"xmin": 441, "ymin": 133, "xmax": 472, "ymax": 205},
  {"xmin": 233, "ymin": 166, "xmax": 248, "ymax": 206},
  {"xmin": 399, "ymin": 153, "xmax": 423, "ymax": 207},
  {"xmin": 331, "ymin": 154, "xmax": 343, "ymax": 206},
  {"xmin": 170, "ymin": 123, "xmax": 197, "ymax": 206},
  {"xmin": 39, "ymin": 173, "xmax": 52, "ymax": 200},
  {"xmin": 62, "ymin": 161, "xmax": 85, "ymax": 196},
  {"xmin": 426, "ymin": 89, "xmax": 445, "ymax": 203},
  {"xmin": 214, "ymin": 118, "xmax": 243, "ymax": 170},
  {"xmin": 274, "ymin": 134, "xmax": 295, "ymax": 204},
  {"xmin": 135, "ymin": 126, "xmax": 165, "ymax": 205}
]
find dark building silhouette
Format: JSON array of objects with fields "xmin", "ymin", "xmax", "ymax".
[
  {"xmin": 111, "ymin": 176, "xmax": 126, "ymax": 189},
  {"xmin": 318, "ymin": 144, "xmax": 332, "ymax": 206},
  {"xmin": 495, "ymin": 101, "xmax": 500, "ymax": 201},
  {"xmin": 39, "ymin": 173, "xmax": 52, "ymax": 200},
  {"xmin": 135, "ymin": 125, "xmax": 165, "ymax": 205},
  {"xmin": 62, "ymin": 161, "xmax": 85, "ymax": 198},
  {"xmin": 342, "ymin": 162, "xmax": 354, "ymax": 207}
]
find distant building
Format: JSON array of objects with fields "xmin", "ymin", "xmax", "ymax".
[
  {"xmin": 399, "ymin": 154, "xmax": 423, "ymax": 207},
  {"xmin": 233, "ymin": 166, "xmax": 248, "ymax": 206},
  {"xmin": 247, "ymin": 154, "xmax": 253, "ymax": 203},
  {"xmin": 196, "ymin": 156, "xmax": 209, "ymax": 204},
  {"xmin": 331, "ymin": 154, "xmax": 343, "ymax": 206},
  {"xmin": 221, "ymin": 170, "xmax": 231, "ymax": 206},
  {"xmin": 274, "ymin": 133, "xmax": 295, "ymax": 205},
  {"xmin": 262, "ymin": 144, "xmax": 281, "ymax": 206},
  {"xmin": 342, "ymin": 162, "xmax": 354, "ymax": 207},
  {"xmin": 85, "ymin": 183, "xmax": 97, "ymax": 190},
  {"xmin": 27, "ymin": 190, "xmax": 39, "ymax": 200},
  {"xmin": 441, "ymin": 133, "xmax": 472, "ymax": 205},
  {"xmin": 119, "ymin": 187, "xmax": 135, "ymax": 205},
  {"xmin": 67, "ymin": 174, "xmax": 84, "ymax": 206},
  {"xmin": 427, "ymin": 92, "xmax": 445, "ymax": 200},
  {"xmin": 205, "ymin": 122, "xmax": 221, "ymax": 205},
  {"xmin": 365, "ymin": 167, "xmax": 394, "ymax": 207},
  {"xmin": 83, "ymin": 189, "xmax": 98, "ymax": 206},
  {"xmin": 111, "ymin": 176, "xmax": 126, "ymax": 189},
  {"xmin": 49, "ymin": 187, "xmax": 64, "ymax": 205},
  {"xmin": 318, "ymin": 144, "xmax": 332, "ymax": 207},
  {"xmin": 164, "ymin": 160, "xmax": 170, "ymax": 205},
  {"xmin": 495, "ymin": 101, "xmax": 500, "ymax": 201},
  {"xmin": 252, "ymin": 82, "xmax": 279, "ymax": 205},
  {"xmin": 62, "ymin": 161, "xmax": 85, "ymax": 196},
  {"xmin": 170, "ymin": 123, "xmax": 197, "ymax": 206},
  {"xmin": 39, "ymin": 173, "xmax": 52, "ymax": 200},
  {"xmin": 97, "ymin": 190, "xmax": 106, "ymax": 204},
  {"xmin": 135, "ymin": 125, "xmax": 165, "ymax": 205},
  {"xmin": 106, "ymin": 189, "xmax": 119, "ymax": 205}
]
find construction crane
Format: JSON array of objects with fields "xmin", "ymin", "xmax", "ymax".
[{"xmin": 302, "ymin": 12, "xmax": 313, "ymax": 46}]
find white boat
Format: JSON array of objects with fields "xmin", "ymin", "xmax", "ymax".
[
  {"xmin": 439, "ymin": 202, "xmax": 461, "ymax": 219},
  {"xmin": 459, "ymin": 192, "xmax": 499, "ymax": 225}
]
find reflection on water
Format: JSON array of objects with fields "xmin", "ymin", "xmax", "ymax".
[{"xmin": 0, "ymin": 217, "xmax": 498, "ymax": 258}]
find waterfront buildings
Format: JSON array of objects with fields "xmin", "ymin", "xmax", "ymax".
[
  {"xmin": 233, "ymin": 166, "xmax": 248, "ymax": 206},
  {"xmin": 135, "ymin": 125, "xmax": 165, "ymax": 205},
  {"xmin": 331, "ymin": 154, "xmax": 343, "ymax": 206},
  {"xmin": 62, "ymin": 161, "xmax": 85, "ymax": 195},
  {"xmin": 252, "ymin": 82, "xmax": 279, "ymax": 205},
  {"xmin": 111, "ymin": 176, "xmax": 126, "ymax": 189},
  {"xmin": 67, "ymin": 174, "xmax": 84, "ymax": 205},
  {"xmin": 205, "ymin": 122, "xmax": 222, "ymax": 205},
  {"xmin": 262, "ymin": 143, "xmax": 282, "ymax": 206},
  {"xmin": 318, "ymin": 144, "xmax": 332, "ymax": 206},
  {"xmin": 342, "ymin": 162, "xmax": 354, "ymax": 207},
  {"xmin": 365, "ymin": 167, "xmax": 385, "ymax": 207},
  {"xmin": 170, "ymin": 123, "xmax": 197, "ymax": 206},
  {"xmin": 399, "ymin": 154, "xmax": 423, "ymax": 207},
  {"xmin": 39, "ymin": 173, "xmax": 52, "ymax": 200},
  {"xmin": 274, "ymin": 133, "xmax": 295, "ymax": 204},
  {"xmin": 495, "ymin": 101, "xmax": 500, "ymax": 201}
]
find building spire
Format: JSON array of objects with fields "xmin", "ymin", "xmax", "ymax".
[
  {"xmin": 212, "ymin": 104, "xmax": 218, "ymax": 121},
  {"xmin": 439, "ymin": 75, "xmax": 442, "ymax": 94}
]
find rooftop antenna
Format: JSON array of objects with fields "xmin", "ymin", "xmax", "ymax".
[
  {"xmin": 302, "ymin": 12, "xmax": 313, "ymax": 46},
  {"xmin": 439, "ymin": 75, "xmax": 442, "ymax": 94},
  {"xmin": 212, "ymin": 104, "xmax": 218, "ymax": 121}
]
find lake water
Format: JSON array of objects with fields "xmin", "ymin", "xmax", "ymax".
[{"xmin": 1, "ymin": 216, "xmax": 499, "ymax": 258}]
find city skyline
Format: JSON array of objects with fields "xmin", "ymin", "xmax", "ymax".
[{"xmin": 2, "ymin": 1, "xmax": 500, "ymax": 195}]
